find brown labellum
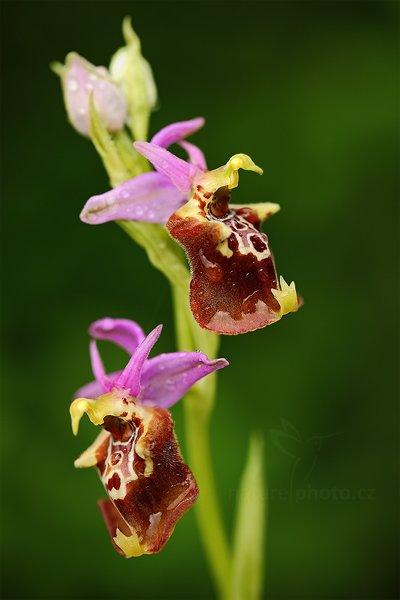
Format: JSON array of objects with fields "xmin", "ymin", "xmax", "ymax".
[
  {"xmin": 167, "ymin": 186, "xmax": 282, "ymax": 335},
  {"xmin": 90, "ymin": 402, "xmax": 198, "ymax": 557}
]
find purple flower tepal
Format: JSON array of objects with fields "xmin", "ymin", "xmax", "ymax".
[{"xmin": 80, "ymin": 118, "xmax": 206, "ymax": 224}]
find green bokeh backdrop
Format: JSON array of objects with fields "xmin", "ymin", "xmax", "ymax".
[{"xmin": 1, "ymin": 1, "xmax": 398, "ymax": 599}]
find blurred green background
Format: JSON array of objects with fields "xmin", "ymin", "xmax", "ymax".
[{"xmin": 1, "ymin": 1, "xmax": 398, "ymax": 599}]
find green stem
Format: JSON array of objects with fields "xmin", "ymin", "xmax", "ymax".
[
  {"xmin": 172, "ymin": 287, "xmax": 231, "ymax": 599},
  {"xmin": 184, "ymin": 390, "xmax": 231, "ymax": 599}
]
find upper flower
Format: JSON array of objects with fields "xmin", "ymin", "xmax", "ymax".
[
  {"xmin": 70, "ymin": 317, "xmax": 227, "ymax": 557},
  {"xmin": 52, "ymin": 53, "xmax": 128, "ymax": 137},
  {"xmin": 162, "ymin": 154, "xmax": 299, "ymax": 335},
  {"xmin": 79, "ymin": 118, "xmax": 301, "ymax": 335}
]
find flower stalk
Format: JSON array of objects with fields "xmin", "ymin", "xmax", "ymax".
[
  {"xmin": 172, "ymin": 286, "xmax": 232, "ymax": 598},
  {"xmin": 183, "ymin": 385, "xmax": 231, "ymax": 599}
]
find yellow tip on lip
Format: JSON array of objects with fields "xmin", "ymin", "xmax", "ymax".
[
  {"xmin": 193, "ymin": 153, "xmax": 263, "ymax": 195},
  {"xmin": 230, "ymin": 156, "xmax": 243, "ymax": 170},
  {"xmin": 69, "ymin": 390, "xmax": 138, "ymax": 437},
  {"xmin": 74, "ymin": 429, "xmax": 110, "ymax": 468},
  {"xmin": 113, "ymin": 527, "xmax": 146, "ymax": 558},
  {"xmin": 70, "ymin": 398, "xmax": 90, "ymax": 436},
  {"xmin": 226, "ymin": 153, "xmax": 263, "ymax": 189},
  {"xmin": 271, "ymin": 276, "xmax": 298, "ymax": 316}
]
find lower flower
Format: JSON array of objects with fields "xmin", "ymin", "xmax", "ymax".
[
  {"xmin": 70, "ymin": 317, "xmax": 228, "ymax": 556},
  {"xmin": 73, "ymin": 390, "xmax": 198, "ymax": 557}
]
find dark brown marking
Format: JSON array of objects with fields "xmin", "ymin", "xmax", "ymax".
[
  {"xmin": 250, "ymin": 234, "xmax": 267, "ymax": 253},
  {"xmin": 107, "ymin": 472, "xmax": 121, "ymax": 491},
  {"xmin": 209, "ymin": 186, "xmax": 231, "ymax": 219},
  {"xmin": 167, "ymin": 201, "xmax": 285, "ymax": 333},
  {"xmin": 95, "ymin": 405, "xmax": 198, "ymax": 556}
]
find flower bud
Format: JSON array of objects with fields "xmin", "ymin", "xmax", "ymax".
[
  {"xmin": 53, "ymin": 52, "xmax": 127, "ymax": 137},
  {"xmin": 109, "ymin": 17, "xmax": 157, "ymax": 141}
]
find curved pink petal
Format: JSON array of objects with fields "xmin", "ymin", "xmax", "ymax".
[
  {"xmin": 179, "ymin": 140, "xmax": 207, "ymax": 170},
  {"xmin": 114, "ymin": 325, "xmax": 163, "ymax": 397},
  {"xmin": 80, "ymin": 172, "xmax": 186, "ymax": 225},
  {"xmin": 89, "ymin": 340, "xmax": 110, "ymax": 391},
  {"xmin": 139, "ymin": 352, "xmax": 228, "ymax": 409},
  {"xmin": 151, "ymin": 117, "xmax": 205, "ymax": 148},
  {"xmin": 134, "ymin": 142, "xmax": 198, "ymax": 194},
  {"xmin": 89, "ymin": 318, "xmax": 145, "ymax": 355}
]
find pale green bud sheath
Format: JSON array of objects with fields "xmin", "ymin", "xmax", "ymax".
[{"xmin": 110, "ymin": 17, "xmax": 157, "ymax": 141}]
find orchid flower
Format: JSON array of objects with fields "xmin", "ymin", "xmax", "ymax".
[
  {"xmin": 80, "ymin": 118, "xmax": 301, "ymax": 335},
  {"xmin": 70, "ymin": 317, "xmax": 228, "ymax": 557}
]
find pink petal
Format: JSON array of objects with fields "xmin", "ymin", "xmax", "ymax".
[
  {"xmin": 114, "ymin": 325, "xmax": 163, "ymax": 397},
  {"xmin": 150, "ymin": 117, "xmax": 205, "ymax": 148},
  {"xmin": 89, "ymin": 340, "xmax": 110, "ymax": 392},
  {"xmin": 140, "ymin": 352, "xmax": 228, "ymax": 409},
  {"xmin": 134, "ymin": 142, "xmax": 198, "ymax": 194},
  {"xmin": 89, "ymin": 318, "xmax": 144, "ymax": 355},
  {"xmin": 80, "ymin": 172, "xmax": 186, "ymax": 225},
  {"xmin": 179, "ymin": 140, "xmax": 207, "ymax": 170}
]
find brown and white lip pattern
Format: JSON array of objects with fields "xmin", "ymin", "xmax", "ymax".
[
  {"xmin": 74, "ymin": 397, "xmax": 199, "ymax": 558},
  {"xmin": 70, "ymin": 316, "xmax": 228, "ymax": 556},
  {"xmin": 167, "ymin": 175, "xmax": 300, "ymax": 335}
]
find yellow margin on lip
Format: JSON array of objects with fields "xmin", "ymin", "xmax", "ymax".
[
  {"xmin": 272, "ymin": 276, "xmax": 298, "ymax": 316},
  {"xmin": 113, "ymin": 527, "xmax": 146, "ymax": 557}
]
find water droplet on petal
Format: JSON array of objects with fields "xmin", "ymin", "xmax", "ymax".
[
  {"xmin": 68, "ymin": 78, "xmax": 78, "ymax": 92},
  {"xmin": 102, "ymin": 318, "xmax": 114, "ymax": 330}
]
